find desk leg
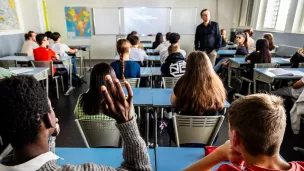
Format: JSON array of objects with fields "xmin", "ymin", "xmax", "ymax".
[
  {"xmin": 228, "ymin": 67, "xmax": 232, "ymax": 88},
  {"xmin": 145, "ymin": 106, "xmax": 149, "ymax": 146},
  {"xmin": 254, "ymin": 71, "xmax": 257, "ymax": 94},
  {"xmin": 65, "ymin": 62, "xmax": 75, "ymax": 95},
  {"xmin": 154, "ymin": 110, "xmax": 158, "ymax": 148}
]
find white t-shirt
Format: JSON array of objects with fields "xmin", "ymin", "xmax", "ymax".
[
  {"xmin": 154, "ymin": 41, "xmax": 170, "ymax": 53},
  {"xmin": 291, "ymin": 77, "xmax": 304, "ymax": 98},
  {"xmin": 49, "ymin": 43, "xmax": 70, "ymax": 57},
  {"xmin": 160, "ymin": 48, "xmax": 186, "ymax": 64},
  {"xmin": 21, "ymin": 40, "xmax": 39, "ymax": 56},
  {"xmin": 129, "ymin": 48, "xmax": 148, "ymax": 62}
]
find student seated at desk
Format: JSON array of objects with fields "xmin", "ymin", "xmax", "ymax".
[
  {"xmin": 214, "ymin": 33, "xmax": 249, "ymax": 73},
  {"xmin": 154, "ymin": 32, "xmax": 171, "ymax": 54},
  {"xmin": 271, "ymin": 77, "xmax": 304, "ymax": 100},
  {"xmin": 21, "ymin": 31, "xmax": 39, "ymax": 56},
  {"xmin": 33, "ymin": 34, "xmax": 69, "ymax": 90},
  {"xmin": 160, "ymin": 33, "xmax": 186, "ymax": 64},
  {"xmin": 160, "ymin": 44, "xmax": 186, "ymax": 77},
  {"xmin": 184, "ymin": 94, "xmax": 304, "ymax": 171},
  {"xmin": 152, "ymin": 32, "xmax": 164, "ymax": 49},
  {"xmin": 45, "ymin": 31, "xmax": 54, "ymax": 45},
  {"xmin": 244, "ymin": 28, "xmax": 255, "ymax": 50},
  {"xmin": 220, "ymin": 29, "xmax": 227, "ymax": 48},
  {"xmin": 111, "ymin": 39, "xmax": 141, "ymax": 79},
  {"xmin": 127, "ymin": 31, "xmax": 144, "ymax": 50},
  {"xmin": 0, "ymin": 76, "xmax": 152, "ymax": 171},
  {"xmin": 129, "ymin": 35, "xmax": 148, "ymax": 65},
  {"xmin": 290, "ymin": 48, "xmax": 304, "ymax": 68},
  {"xmin": 75, "ymin": 63, "xmax": 135, "ymax": 120},
  {"xmin": 168, "ymin": 51, "xmax": 226, "ymax": 145},
  {"xmin": 49, "ymin": 32, "xmax": 78, "ymax": 74},
  {"xmin": 263, "ymin": 33, "xmax": 276, "ymax": 53}
]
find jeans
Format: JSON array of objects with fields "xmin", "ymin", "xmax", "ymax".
[
  {"xmin": 71, "ymin": 57, "xmax": 77, "ymax": 74},
  {"xmin": 214, "ymin": 58, "xmax": 227, "ymax": 73}
]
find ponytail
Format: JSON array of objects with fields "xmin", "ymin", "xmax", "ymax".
[
  {"xmin": 116, "ymin": 39, "xmax": 130, "ymax": 80},
  {"xmin": 24, "ymin": 31, "xmax": 35, "ymax": 40}
]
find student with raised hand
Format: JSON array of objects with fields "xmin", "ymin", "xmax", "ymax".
[
  {"xmin": 33, "ymin": 34, "xmax": 69, "ymax": 90},
  {"xmin": 111, "ymin": 39, "xmax": 141, "ymax": 79},
  {"xmin": 75, "ymin": 63, "xmax": 135, "ymax": 120},
  {"xmin": 263, "ymin": 33, "xmax": 276, "ymax": 53},
  {"xmin": 0, "ymin": 76, "xmax": 152, "ymax": 171},
  {"xmin": 184, "ymin": 94, "xmax": 304, "ymax": 171},
  {"xmin": 220, "ymin": 29, "xmax": 227, "ymax": 48},
  {"xmin": 160, "ymin": 32, "xmax": 186, "ymax": 64},
  {"xmin": 129, "ymin": 35, "xmax": 148, "ymax": 64},
  {"xmin": 152, "ymin": 32, "xmax": 164, "ymax": 49},
  {"xmin": 244, "ymin": 28, "xmax": 255, "ymax": 50},
  {"xmin": 154, "ymin": 32, "xmax": 171, "ymax": 53},
  {"xmin": 50, "ymin": 32, "xmax": 78, "ymax": 74},
  {"xmin": 21, "ymin": 31, "xmax": 39, "ymax": 56},
  {"xmin": 167, "ymin": 51, "xmax": 226, "ymax": 144},
  {"xmin": 161, "ymin": 44, "xmax": 186, "ymax": 77}
]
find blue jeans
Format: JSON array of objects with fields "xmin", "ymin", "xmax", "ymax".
[
  {"xmin": 71, "ymin": 57, "xmax": 77, "ymax": 74},
  {"xmin": 214, "ymin": 58, "xmax": 227, "ymax": 73}
]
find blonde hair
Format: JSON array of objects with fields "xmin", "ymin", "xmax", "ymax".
[
  {"xmin": 116, "ymin": 39, "xmax": 131, "ymax": 80},
  {"xmin": 168, "ymin": 44, "xmax": 179, "ymax": 55}
]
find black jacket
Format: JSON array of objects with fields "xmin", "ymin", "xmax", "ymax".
[
  {"xmin": 290, "ymin": 52, "xmax": 304, "ymax": 68},
  {"xmin": 161, "ymin": 52, "xmax": 185, "ymax": 77},
  {"xmin": 195, "ymin": 21, "xmax": 222, "ymax": 54}
]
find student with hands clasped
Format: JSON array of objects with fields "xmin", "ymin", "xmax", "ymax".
[
  {"xmin": 0, "ymin": 75, "xmax": 152, "ymax": 171},
  {"xmin": 184, "ymin": 94, "xmax": 304, "ymax": 171}
]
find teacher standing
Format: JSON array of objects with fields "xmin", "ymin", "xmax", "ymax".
[{"xmin": 195, "ymin": 9, "xmax": 222, "ymax": 66}]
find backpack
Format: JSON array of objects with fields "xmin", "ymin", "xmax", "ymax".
[{"xmin": 290, "ymin": 50, "xmax": 304, "ymax": 68}]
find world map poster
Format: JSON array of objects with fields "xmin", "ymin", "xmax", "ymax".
[
  {"xmin": 64, "ymin": 7, "xmax": 92, "ymax": 38},
  {"xmin": 0, "ymin": 0, "xmax": 20, "ymax": 30}
]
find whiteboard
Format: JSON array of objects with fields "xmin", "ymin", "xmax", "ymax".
[
  {"xmin": 120, "ymin": 8, "xmax": 170, "ymax": 35},
  {"xmin": 171, "ymin": 8, "xmax": 197, "ymax": 34},
  {"xmin": 93, "ymin": 8, "xmax": 120, "ymax": 35}
]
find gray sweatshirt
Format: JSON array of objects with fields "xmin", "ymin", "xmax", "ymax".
[{"xmin": 37, "ymin": 119, "xmax": 152, "ymax": 171}]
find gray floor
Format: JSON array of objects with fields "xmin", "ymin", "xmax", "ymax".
[{"xmin": 52, "ymin": 59, "xmax": 304, "ymax": 162}]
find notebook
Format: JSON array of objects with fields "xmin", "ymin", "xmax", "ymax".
[{"xmin": 270, "ymin": 68, "xmax": 304, "ymax": 76}]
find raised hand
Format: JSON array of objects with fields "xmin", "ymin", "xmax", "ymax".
[{"xmin": 101, "ymin": 75, "xmax": 133, "ymax": 123}]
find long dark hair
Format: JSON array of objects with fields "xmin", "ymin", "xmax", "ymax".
[
  {"xmin": 154, "ymin": 33, "xmax": 164, "ymax": 46},
  {"xmin": 263, "ymin": 33, "xmax": 275, "ymax": 51},
  {"xmin": 117, "ymin": 39, "xmax": 131, "ymax": 80},
  {"xmin": 175, "ymin": 51, "xmax": 226, "ymax": 115},
  {"xmin": 24, "ymin": 31, "xmax": 35, "ymax": 40},
  {"xmin": 256, "ymin": 39, "xmax": 271, "ymax": 63},
  {"xmin": 80, "ymin": 63, "xmax": 116, "ymax": 115},
  {"xmin": 237, "ymin": 33, "xmax": 249, "ymax": 52}
]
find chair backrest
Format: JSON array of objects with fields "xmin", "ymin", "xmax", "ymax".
[
  {"xmin": 0, "ymin": 60, "xmax": 17, "ymax": 69},
  {"xmin": 173, "ymin": 115, "xmax": 225, "ymax": 146},
  {"xmin": 14, "ymin": 53, "xmax": 28, "ymax": 56},
  {"xmin": 119, "ymin": 78, "xmax": 140, "ymax": 88},
  {"xmin": 31, "ymin": 61, "xmax": 53, "ymax": 76},
  {"xmin": 299, "ymin": 63, "xmax": 304, "ymax": 68},
  {"xmin": 162, "ymin": 77, "xmax": 181, "ymax": 88},
  {"xmin": 275, "ymin": 45, "xmax": 300, "ymax": 57},
  {"xmin": 75, "ymin": 119, "xmax": 120, "ymax": 148},
  {"xmin": 254, "ymin": 63, "xmax": 279, "ymax": 68}
]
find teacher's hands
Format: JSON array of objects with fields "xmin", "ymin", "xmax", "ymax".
[{"xmin": 101, "ymin": 75, "xmax": 133, "ymax": 124}]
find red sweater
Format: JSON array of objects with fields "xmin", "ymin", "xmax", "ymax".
[
  {"xmin": 33, "ymin": 47, "xmax": 57, "ymax": 73},
  {"xmin": 217, "ymin": 162, "xmax": 304, "ymax": 171}
]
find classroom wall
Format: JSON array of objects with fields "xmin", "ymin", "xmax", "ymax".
[{"xmin": 45, "ymin": 0, "xmax": 241, "ymax": 59}]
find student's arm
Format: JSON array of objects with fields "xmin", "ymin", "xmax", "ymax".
[
  {"xmin": 170, "ymin": 91, "xmax": 177, "ymax": 107},
  {"xmin": 292, "ymin": 78, "xmax": 304, "ymax": 89},
  {"xmin": 64, "ymin": 44, "xmax": 77, "ymax": 54},
  {"xmin": 194, "ymin": 26, "xmax": 200, "ymax": 50},
  {"xmin": 50, "ymin": 49, "xmax": 59, "ymax": 60},
  {"xmin": 154, "ymin": 44, "xmax": 161, "ymax": 53},
  {"xmin": 215, "ymin": 23, "xmax": 222, "ymax": 50},
  {"xmin": 183, "ymin": 141, "xmax": 244, "ymax": 171}
]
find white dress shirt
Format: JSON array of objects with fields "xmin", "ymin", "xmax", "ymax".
[{"xmin": 129, "ymin": 48, "xmax": 148, "ymax": 62}]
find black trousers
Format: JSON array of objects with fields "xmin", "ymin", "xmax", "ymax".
[{"xmin": 55, "ymin": 68, "xmax": 69, "ymax": 90}]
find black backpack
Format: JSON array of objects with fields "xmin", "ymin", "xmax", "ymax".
[{"xmin": 290, "ymin": 51, "xmax": 304, "ymax": 68}]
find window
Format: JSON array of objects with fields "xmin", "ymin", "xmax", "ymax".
[
  {"xmin": 263, "ymin": 0, "xmax": 291, "ymax": 31},
  {"xmin": 238, "ymin": 0, "xmax": 254, "ymax": 27}
]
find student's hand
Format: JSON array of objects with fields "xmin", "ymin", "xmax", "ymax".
[
  {"xmin": 101, "ymin": 75, "xmax": 133, "ymax": 124},
  {"xmin": 217, "ymin": 140, "xmax": 244, "ymax": 168},
  {"xmin": 51, "ymin": 118, "xmax": 60, "ymax": 136}
]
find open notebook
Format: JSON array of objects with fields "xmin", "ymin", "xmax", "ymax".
[
  {"xmin": 270, "ymin": 68, "xmax": 304, "ymax": 76},
  {"xmin": 10, "ymin": 68, "xmax": 34, "ymax": 75}
]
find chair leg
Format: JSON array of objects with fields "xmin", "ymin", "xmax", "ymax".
[
  {"xmin": 55, "ymin": 79, "xmax": 59, "ymax": 99},
  {"xmin": 61, "ymin": 76, "xmax": 65, "ymax": 92},
  {"xmin": 248, "ymin": 82, "xmax": 252, "ymax": 95}
]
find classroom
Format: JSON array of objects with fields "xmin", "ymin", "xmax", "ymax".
[{"xmin": 0, "ymin": 0, "xmax": 304, "ymax": 170}]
